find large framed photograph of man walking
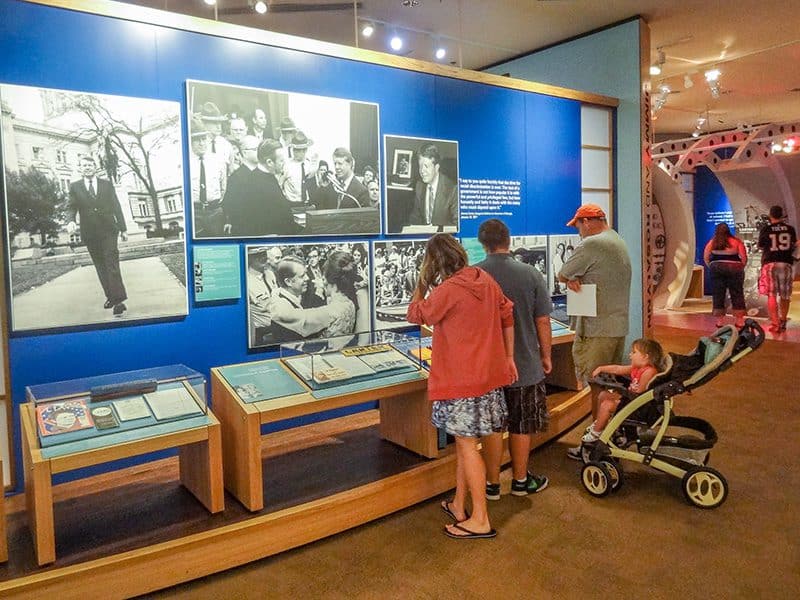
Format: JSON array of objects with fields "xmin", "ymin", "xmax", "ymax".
[
  {"xmin": 186, "ymin": 80, "xmax": 381, "ymax": 239},
  {"xmin": 384, "ymin": 135, "xmax": 459, "ymax": 235},
  {"xmin": 0, "ymin": 84, "xmax": 189, "ymax": 332},
  {"xmin": 246, "ymin": 241, "xmax": 372, "ymax": 349}
]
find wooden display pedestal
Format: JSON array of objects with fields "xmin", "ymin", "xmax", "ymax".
[
  {"xmin": 19, "ymin": 404, "xmax": 224, "ymax": 566},
  {"xmin": 211, "ymin": 362, "xmax": 436, "ymax": 512}
]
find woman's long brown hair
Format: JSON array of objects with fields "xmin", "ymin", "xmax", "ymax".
[
  {"xmin": 418, "ymin": 234, "xmax": 467, "ymax": 290},
  {"xmin": 712, "ymin": 222, "xmax": 733, "ymax": 250}
]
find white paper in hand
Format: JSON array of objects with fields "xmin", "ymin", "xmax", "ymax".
[{"xmin": 566, "ymin": 284, "xmax": 597, "ymax": 317}]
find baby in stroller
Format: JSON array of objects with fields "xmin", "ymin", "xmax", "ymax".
[
  {"xmin": 577, "ymin": 320, "xmax": 764, "ymax": 508},
  {"xmin": 582, "ymin": 338, "xmax": 666, "ymax": 444}
]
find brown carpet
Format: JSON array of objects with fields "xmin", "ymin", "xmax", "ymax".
[{"xmin": 151, "ymin": 327, "xmax": 799, "ymax": 600}]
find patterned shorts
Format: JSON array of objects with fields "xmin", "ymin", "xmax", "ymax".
[
  {"xmin": 504, "ymin": 382, "xmax": 549, "ymax": 435},
  {"xmin": 758, "ymin": 262, "xmax": 793, "ymax": 298},
  {"xmin": 430, "ymin": 388, "xmax": 507, "ymax": 438}
]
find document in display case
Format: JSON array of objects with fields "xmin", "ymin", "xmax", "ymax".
[
  {"xmin": 25, "ymin": 365, "xmax": 208, "ymax": 448},
  {"xmin": 280, "ymin": 331, "xmax": 424, "ymax": 391}
]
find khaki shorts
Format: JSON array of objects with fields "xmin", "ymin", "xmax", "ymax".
[{"xmin": 572, "ymin": 336, "xmax": 626, "ymax": 386}]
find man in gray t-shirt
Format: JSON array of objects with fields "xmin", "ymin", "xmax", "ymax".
[
  {"xmin": 477, "ymin": 219, "xmax": 552, "ymax": 498},
  {"xmin": 557, "ymin": 204, "xmax": 631, "ymax": 460}
]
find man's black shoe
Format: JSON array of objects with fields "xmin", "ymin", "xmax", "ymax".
[
  {"xmin": 104, "ymin": 300, "xmax": 114, "ymax": 309},
  {"xmin": 113, "ymin": 302, "xmax": 126, "ymax": 316}
]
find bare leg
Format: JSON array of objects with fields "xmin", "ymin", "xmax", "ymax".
[
  {"xmin": 509, "ymin": 433, "xmax": 532, "ymax": 481},
  {"xmin": 446, "ymin": 436, "xmax": 492, "ymax": 535},
  {"xmin": 768, "ymin": 295, "xmax": 780, "ymax": 326},
  {"xmin": 448, "ymin": 445, "xmax": 468, "ymax": 520},
  {"xmin": 481, "ymin": 432, "xmax": 503, "ymax": 486},
  {"xmin": 779, "ymin": 298, "xmax": 791, "ymax": 321},
  {"xmin": 593, "ymin": 391, "xmax": 621, "ymax": 432}
]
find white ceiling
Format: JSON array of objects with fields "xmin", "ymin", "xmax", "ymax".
[{"xmin": 125, "ymin": 0, "xmax": 800, "ymax": 136}]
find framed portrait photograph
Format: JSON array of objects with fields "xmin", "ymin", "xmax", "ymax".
[
  {"xmin": 0, "ymin": 84, "xmax": 189, "ymax": 332},
  {"xmin": 371, "ymin": 239, "xmax": 427, "ymax": 331},
  {"xmin": 391, "ymin": 149, "xmax": 413, "ymax": 181},
  {"xmin": 186, "ymin": 80, "xmax": 381, "ymax": 239},
  {"xmin": 383, "ymin": 135, "xmax": 459, "ymax": 235},
  {"xmin": 245, "ymin": 241, "xmax": 372, "ymax": 349}
]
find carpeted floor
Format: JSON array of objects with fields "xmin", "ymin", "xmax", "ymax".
[{"xmin": 151, "ymin": 326, "xmax": 799, "ymax": 600}]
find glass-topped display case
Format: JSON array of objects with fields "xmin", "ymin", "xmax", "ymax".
[
  {"xmin": 279, "ymin": 330, "xmax": 424, "ymax": 390},
  {"xmin": 25, "ymin": 365, "xmax": 207, "ymax": 448}
]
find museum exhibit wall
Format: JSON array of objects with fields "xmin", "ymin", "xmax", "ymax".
[
  {"xmin": 484, "ymin": 17, "xmax": 646, "ymax": 341},
  {"xmin": 693, "ymin": 156, "xmax": 800, "ymax": 307},
  {"xmin": 0, "ymin": 0, "xmax": 612, "ymax": 491}
]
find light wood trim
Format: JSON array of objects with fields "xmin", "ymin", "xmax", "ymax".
[
  {"xmin": 21, "ymin": 405, "xmax": 56, "ymax": 565},
  {"xmin": 212, "ymin": 373, "xmax": 264, "ymax": 511},
  {"xmin": 0, "ymin": 450, "xmax": 460, "ymax": 599},
  {"xmin": 379, "ymin": 389, "xmax": 438, "ymax": 458},
  {"xmin": 0, "ymin": 388, "xmax": 591, "ymax": 596},
  {"xmin": 252, "ymin": 376, "xmax": 428, "ymax": 425},
  {"xmin": 47, "ymin": 424, "xmax": 211, "ymax": 474},
  {"xmin": 24, "ymin": 0, "xmax": 617, "ymax": 108},
  {"xmin": 0, "ymin": 459, "xmax": 7, "ymax": 563},
  {"xmin": 178, "ymin": 415, "xmax": 224, "ymax": 514}
]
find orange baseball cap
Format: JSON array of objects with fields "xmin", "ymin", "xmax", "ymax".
[{"xmin": 566, "ymin": 203, "xmax": 606, "ymax": 227}]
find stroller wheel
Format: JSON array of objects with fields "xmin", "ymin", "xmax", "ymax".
[
  {"xmin": 681, "ymin": 466, "xmax": 728, "ymax": 509},
  {"xmin": 581, "ymin": 462, "xmax": 612, "ymax": 498},
  {"xmin": 601, "ymin": 459, "xmax": 624, "ymax": 493}
]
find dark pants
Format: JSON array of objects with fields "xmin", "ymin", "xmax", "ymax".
[
  {"xmin": 85, "ymin": 232, "xmax": 127, "ymax": 304},
  {"xmin": 709, "ymin": 261, "xmax": 745, "ymax": 312}
]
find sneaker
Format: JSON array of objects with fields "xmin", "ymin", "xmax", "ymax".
[
  {"xmin": 511, "ymin": 473, "xmax": 549, "ymax": 496},
  {"xmin": 779, "ymin": 319, "xmax": 788, "ymax": 332},
  {"xmin": 485, "ymin": 482, "xmax": 501, "ymax": 501},
  {"xmin": 566, "ymin": 445, "xmax": 583, "ymax": 461},
  {"xmin": 582, "ymin": 428, "xmax": 602, "ymax": 443}
]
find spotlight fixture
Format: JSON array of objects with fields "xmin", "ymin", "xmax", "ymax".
[
  {"xmin": 683, "ymin": 74, "xmax": 694, "ymax": 89},
  {"xmin": 704, "ymin": 68, "xmax": 721, "ymax": 82},
  {"xmin": 652, "ymin": 83, "xmax": 671, "ymax": 112},
  {"xmin": 435, "ymin": 46, "xmax": 446, "ymax": 60},
  {"xmin": 203, "ymin": 0, "xmax": 216, "ymax": 6},
  {"xmin": 361, "ymin": 22, "xmax": 375, "ymax": 38},
  {"xmin": 771, "ymin": 137, "xmax": 800, "ymax": 154},
  {"xmin": 254, "ymin": 1, "xmax": 267, "ymax": 14},
  {"xmin": 390, "ymin": 35, "xmax": 403, "ymax": 51},
  {"xmin": 650, "ymin": 48, "xmax": 665, "ymax": 76}
]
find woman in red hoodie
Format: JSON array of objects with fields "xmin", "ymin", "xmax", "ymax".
[{"xmin": 407, "ymin": 234, "xmax": 517, "ymax": 539}]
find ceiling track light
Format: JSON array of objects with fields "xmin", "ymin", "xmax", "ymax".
[
  {"xmin": 704, "ymin": 68, "xmax": 721, "ymax": 82},
  {"xmin": 650, "ymin": 48, "xmax": 665, "ymax": 76},
  {"xmin": 361, "ymin": 21, "xmax": 375, "ymax": 37},
  {"xmin": 253, "ymin": 0, "xmax": 267, "ymax": 14},
  {"xmin": 203, "ymin": 0, "xmax": 216, "ymax": 6},
  {"xmin": 390, "ymin": 34, "xmax": 403, "ymax": 51}
]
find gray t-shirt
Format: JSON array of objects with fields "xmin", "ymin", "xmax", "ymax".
[
  {"xmin": 477, "ymin": 253, "xmax": 552, "ymax": 387},
  {"xmin": 558, "ymin": 228, "xmax": 631, "ymax": 338}
]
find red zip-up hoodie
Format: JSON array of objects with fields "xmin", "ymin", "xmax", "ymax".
[{"xmin": 407, "ymin": 266, "xmax": 515, "ymax": 401}]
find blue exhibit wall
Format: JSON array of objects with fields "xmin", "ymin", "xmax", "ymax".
[
  {"xmin": 693, "ymin": 167, "xmax": 734, "ymax": 292},
  {"xmin": 0, "ymin": 0, "xmax": 587, "ymax": 491},
  {"xmin": 484, "ymin": 18, "xmax": 646, "ymax": 341}
]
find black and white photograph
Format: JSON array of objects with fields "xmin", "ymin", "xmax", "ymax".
[
  {"xmin": 548, "ymin": 234, "xmax": 581, "ymax": 296},
  {"xmin": 510, "ymin": 235, "xmax": 547, "ymax": 278},
  {"xmin": 246, "ymin": 241, "xmax": 372, "ymax": 349},
  {"xmin": 371, "ymin": 239, "xmax": 427, "ymax": 330},
  {"xmin": 187, "ymin": 80, "xmax": 380, "ymax": 239},
  {"xmin": 0, "ymin": 84, "xmax": 189, "ymax": 332},
  {"xmin": 384, "ymin": 135, "xmax": 459, "ymax": 235}
]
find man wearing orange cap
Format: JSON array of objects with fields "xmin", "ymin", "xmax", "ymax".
[{"xmin": 557, "ymin": 204, "xmax": 631, "ymax": 460}]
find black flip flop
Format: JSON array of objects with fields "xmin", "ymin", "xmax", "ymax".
[
  {"xmin": 444, "ymin": 523, "xmax": 497, "ymax": 539},
  {"xmin": 440, "ymin": 499, "xmax": 470, "ymax": 522}
]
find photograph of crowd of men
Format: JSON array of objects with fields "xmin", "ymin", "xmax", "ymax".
[
  {"xmin": 246, "ymin": 242, "xmax": 372, "ymax": 348},
  {"xmin": 187, "ymin": 81, "xmax": 381, "ymax": 239},
  {"xmin": 371, "ymin": 239, "xmax": 427, "ymax": 330},
  {"xmin": 383, "ymin": 135, "xmax": 459, "ymax": 235}
]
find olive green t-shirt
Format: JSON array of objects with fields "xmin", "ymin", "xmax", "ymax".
[{"xmin": 557, "ymin": 228, "xmax": 631, "ymax": 338}]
